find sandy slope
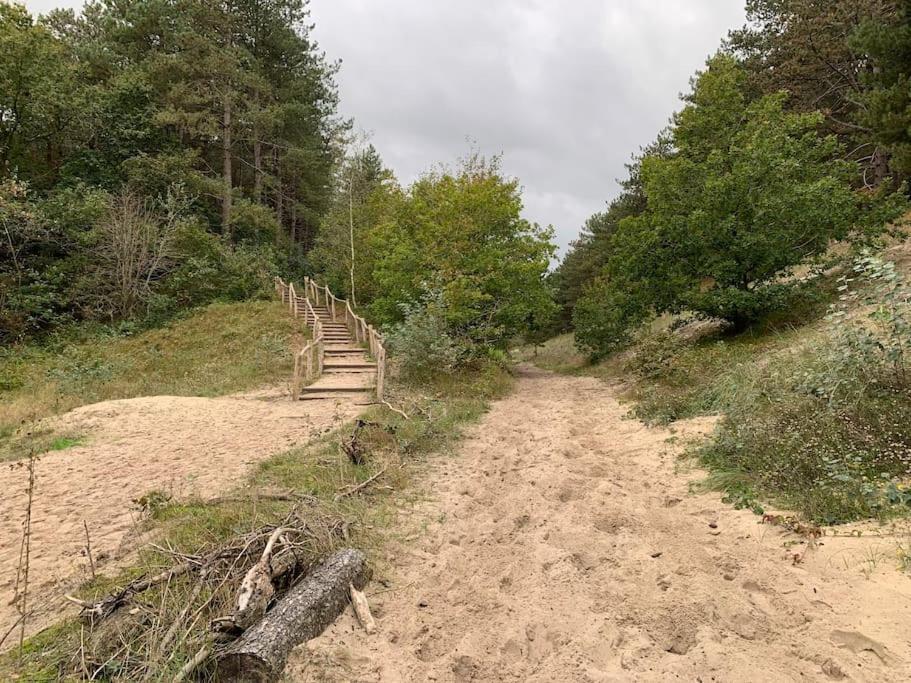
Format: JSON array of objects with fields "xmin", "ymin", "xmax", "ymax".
[
  {"xmin": 0, "ymin": 387, "xmax": 360, "ymax": 645},
  {"xmin": 290, "ymin": 366, "xmax": 911, "ymax": 682}
]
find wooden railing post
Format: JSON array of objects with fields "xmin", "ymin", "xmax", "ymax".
[{"xmin": 292, "ymin": 351, "xmax": 301, "ymax": 400}]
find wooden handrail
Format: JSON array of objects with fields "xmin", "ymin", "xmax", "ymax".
[{"xmin": 275, "ymin": 276, "xmax": 386, "ymax": 399}]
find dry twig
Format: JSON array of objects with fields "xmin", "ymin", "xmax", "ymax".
[
  {"xmin": 83, "ymin": 521, "xmax": 96, "ymax": 580},
  {"xmin": 334, "ymin": 467, "xmax": 388, "ymax": 502},
  {"xmin": 381, "ymin": 400, "xmax": 410, "ymax": 420}
]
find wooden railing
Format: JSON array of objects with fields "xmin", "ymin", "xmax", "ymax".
[
  {"xmin": 276, "ymin": 279, "xmax": 324, "ymax": 399},
  {"xmin": 275, "ymin": 277, "xmax": 386, "ymax": 400}
]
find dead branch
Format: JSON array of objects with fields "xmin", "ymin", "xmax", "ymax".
[
  {"xmin": 349, "ymin": 583, "xmax": 376, "ymax": 634},
  {"xmin": 172, "ymin": 644, "xmax": 211, "ymax": 683},
  {"xmin": 158, "ymin": 572, "xmax": 206, "ymax": 655},
  {"xmin": 233, "ymin": 527, "xmax": 292, "ymax": 629},
  {"xmin": 71, "ymin": 563, "xmax": 194, "ymax": 620},
  {"xmin": 334, "ymin": 467, "xmax": 388, "ymax": 502},
  {"xmin": 381, "ymin": 400, "xmax": 410, "ymax": 420},
  {"xmin": 83, "ymin": 521, "xmax": 96, "ymax": 580},
  {"xmin": 204, "ymin": 491, "xmax": 314, "ymax": 506}
]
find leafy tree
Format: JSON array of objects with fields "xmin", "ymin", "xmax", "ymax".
[
  {"xmin": 550, "ymin": 170, "xmax": 650, "ymax": 330},
  {"xmin": 369, "ymin": 154, "xmax": 556, "ymax": 354},
  {"xmin": 550, "ymin": 138, "xmax": 671, "ymax": 332},
  {"xmin": 574, "ymin": 55, "xmax": 904, "ymax": 357},
  {"xmin": 310, "ymin": 144, "xmax": 395, "ymax": 302},
  {"xmin": 0, "ymin": 0, "xmax": 343, "ymax": 338},
  {"xmin": 0, "ymin": 3, "xmax": 87, "ymax": 185}
]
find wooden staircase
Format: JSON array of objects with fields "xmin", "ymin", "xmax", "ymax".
[
  {"xmin": 295, "ymin": 300, "xmax": 377, "ymax": 399},
  {"xmin": 275, "ymin": 277, "xmax": 386, "ymax": 401}
]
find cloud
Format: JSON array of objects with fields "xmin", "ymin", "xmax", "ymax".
[{"xmin": 309, "ymin": 0, "xmax": 746, "ymax": 255}]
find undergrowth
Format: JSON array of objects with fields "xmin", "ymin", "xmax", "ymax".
[
  {"xmin": 0, "ymin": 300, "xmax": 301, "ymax": 462},
  {"xmin": 1, "ymin": 363, "xmax": 512, "ymax": 680},
  {"xmin": 700, "ymin": 254, "xmax": 911, "ymax": 523}
]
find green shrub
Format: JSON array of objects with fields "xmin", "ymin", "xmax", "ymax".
[
  {"xmin": 625, "ymin": 329, "xmax": 687, "ymax": 380},
  {"xmin": 386, "ymin": 291, "xmax": 472, "ymax": 380},
  {"xmin": 572, "ymin": 276, "xmax": 649, "ymax": 359}
]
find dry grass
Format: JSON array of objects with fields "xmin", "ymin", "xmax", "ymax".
[{"xmin": 0, "ymin": 300, "xmax": 303, "ymax": 462}]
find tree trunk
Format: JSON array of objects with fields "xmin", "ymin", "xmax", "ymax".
[
  {"xmin": 222, "ymin": 94, "xmax": 233, "ymax": 238},
  {"xmin": 289, "ymin": 201, "xmax": 297, "ymax": 258},
  {"xmin": 253, "ymin": 135, "xmax": 263, "ymax": 200},
  {"xmin": 215, "ymin": 549, "xmax": 370, "ymax": 682},
  {"xmin": 274, "ymin": 149, "xmax": 283, "ymax": 247}
]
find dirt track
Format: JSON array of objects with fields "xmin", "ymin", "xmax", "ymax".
[
  {"xmin": 291, "ymin": 366, "xmax": 911, "ymax": 682},
  {"xmin": 0, "ymin": 388, "xmax": 360, "ymax": 645}
]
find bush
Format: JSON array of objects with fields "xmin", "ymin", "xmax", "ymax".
[
  {"xmin": 229, "ymin": 199, "xmax": 281, "ymax": 245},
  {"xmin": 625, "ymin": 329, "xmax": 687, "ymax": 380},
  {"xmin": 386, "ymin": 291, "xmax": 472, "ymax": 380},
  {"xmin": 154, "ymin": 238, "xmax": 276, "ymax": 320},
  {"xmin": 572, "ymin": 276, "xmax": 649, "ymax": 359}
]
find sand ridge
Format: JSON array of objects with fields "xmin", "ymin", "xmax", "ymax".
[
  {"xmin": 291, "ymin": 365, "xmax": 911, "ymax": 682},
  {"xmin": 1, "ymin": 387, "xmax": 361, "ymax": 645}
]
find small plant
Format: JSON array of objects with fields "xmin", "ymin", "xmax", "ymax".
[
  {"xmin": 48, "ymin": 436, "xmax": 84, "ymax": 451},
  {"xmin": 133, "ymin": 490, "xmax": 173, "ymax": 517},
  {"xmin": 827, "ymin": 251, "xmax": 911, "ymax": 397}
]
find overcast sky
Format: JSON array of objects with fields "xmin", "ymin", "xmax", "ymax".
[{"xmin": 24, "ymin": 0, "xmax": 747, "ymax": 256}]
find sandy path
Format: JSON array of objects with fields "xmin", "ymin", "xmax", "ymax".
[
  {"xmin": 291, "ymin": 366, "xmax": 911, "ymax": 682},
  {"xmin": 1, "ymin": 388, "xmax": 360, "ymax": 643}
]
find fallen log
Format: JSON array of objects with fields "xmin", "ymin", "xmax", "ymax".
[{"xmin": 215, "ymin": 548, "xmax": 370, "ymax": 682}]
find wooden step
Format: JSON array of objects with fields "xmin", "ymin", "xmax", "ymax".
[
  {"xmin": 300, "ymin": 383, "xmax": 371, "ymax": 392},
  {"xmin": 299, "ymin": 391, "xmax": 370, "ymax": 400}
]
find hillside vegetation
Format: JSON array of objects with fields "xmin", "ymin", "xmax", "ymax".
[
  {"xmin": 2, "ymin": 359, "xmax": 512, "ymax": 680},
  {"xmin": 530, "ymin": 238, "xmax": 911, "ymax": 524},
  {"xmin": 0, "ymin": 300, "xmax": 299, "ymax": 460}
]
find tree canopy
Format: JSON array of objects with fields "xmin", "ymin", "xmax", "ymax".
[
  {"xmin": 571, "ymin": 55, "xmax": 905, "ymax": 358},
  {"xmin": 0, "ymin": 0, "xmax": 343, "ymax": 341},
  {"xmin": 368, "ymin": 155, "xmax": 555, "ymax": 355}
]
